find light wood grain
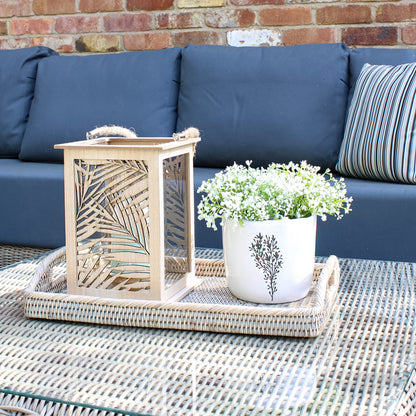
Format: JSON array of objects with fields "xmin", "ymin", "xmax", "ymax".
[{"xmin": 57, "ymin": 136, "xmax": 200, "ymax": 301}]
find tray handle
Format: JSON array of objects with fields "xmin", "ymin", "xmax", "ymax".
[
  {"xmin": 25, "ymin": 246, "xmax": 66, "ymax": 293},
  {"xmin": 314, "ymin": 255, "xmax": 340, "ymax": 308}
]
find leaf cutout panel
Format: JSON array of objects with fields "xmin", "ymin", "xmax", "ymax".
[
  {"xmin": 163, "ymin": 155, "xmax": 189, "ymax": 284},
  {"xmin": 74, "ymin": 159, "xmax": 151, "ymax": 292}
]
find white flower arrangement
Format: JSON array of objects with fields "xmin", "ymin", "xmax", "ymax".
[{"xmin": 197, "ymin": 161, "xmax": 352, "ymax": 230}]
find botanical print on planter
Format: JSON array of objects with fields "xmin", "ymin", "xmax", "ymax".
[{"xmin": 249, "ymin": 233, "xmax": 283, "ymax": 301}]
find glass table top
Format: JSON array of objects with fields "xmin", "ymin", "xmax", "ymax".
[{"xmin": 0, "ymin": 249, "xmax": 415, "ymax": 415}]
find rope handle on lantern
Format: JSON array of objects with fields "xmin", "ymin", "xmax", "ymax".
[
  {"xmin": 172, "ymin": 127, "xmax": 200, "ymax": 141},
  {"xmin": 86, "ymin": 125, "xmax": 200, "ymax": 142},
  {"xmin": 86, "ymin": 126, "xmax": 137, "ymax": 140}
]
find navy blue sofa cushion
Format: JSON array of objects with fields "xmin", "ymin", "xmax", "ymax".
[
  {"xmin": 316, "ymin": 176, "xmax": 416, "ymax": 262},
  {"xmin": 0, "ymin": 159, "xmax": 65, "ymax": 248},
  {"xmin": 194, "ymin": 167, "xmax": 416, "ymax": 262},
  {"xmin": 0, "ymin": 46, "xmax": 57, "ymax": 158},
  {"xmin": 19, "ymin": 48, "xmax": 182, "ymax": 163},
  {"xmin": 194, "ymin": 167, "xmax": 222, "ymax": 250},
  {"xmin": 177, "ymin": 43, "xmax": 350, "ymax": 170}
]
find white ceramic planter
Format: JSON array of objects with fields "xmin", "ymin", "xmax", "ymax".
[{"xmin": 222, "ymin": 216, "xmax": 317, "ymax": 304}]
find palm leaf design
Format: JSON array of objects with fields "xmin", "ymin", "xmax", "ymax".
[
  {"xmin": 163, "ymin": 156, "xmax": 188, "ymax": 274},
  {"xmin": 75, "ymin": 159, "xmax": 151, "ymax": 292}
]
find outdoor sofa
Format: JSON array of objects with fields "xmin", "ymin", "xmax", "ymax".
[{"xmin": 0, "ymin": 43, "xmax": 415, "ymax": 262}]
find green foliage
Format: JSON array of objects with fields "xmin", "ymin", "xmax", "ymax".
[{"xmin": 197, "ymin": 161, "xmax": 352, "ymax": 230}]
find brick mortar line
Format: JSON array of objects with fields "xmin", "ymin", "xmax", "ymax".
[
  {"xmin": 68, "ymin": 22, "xmax": 416, "ymax": 33},
  {"xmin": 25, "ymin": 3, "xmax": 407, "ymax": 15},
  {"xmin": 2, "ymin": 22, "xmax": 415, "ymax": 36},
  {"xmin": 5, "ymin": 9, "xmax": 414, "ymax": 33},
  {"xmin": 3, "ymin": 28, "xmax": 405, "ymax": 38},
  {"xmin": 7, "ymin": 5, "xmax": 412, "ymax": 19},
  {"xmin": 3, "ymin": 4, "xmax": 416, "ymax": 19},
  {"xmin": 2, "ymin": 24, "xmax": 412, "ymax": 36},
  {"xmin": 0, "ymin": 0, "xmax": 415, "ymax": 17}
]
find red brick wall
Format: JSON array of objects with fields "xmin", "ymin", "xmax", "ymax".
[{"xmin": 0, "ymin": 0, "xmax": 415, "ymax": 53}]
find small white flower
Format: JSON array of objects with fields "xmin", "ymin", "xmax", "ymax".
[{"xmin": 197, "ymin": 161, "xmax": 352, "ymax": 229}]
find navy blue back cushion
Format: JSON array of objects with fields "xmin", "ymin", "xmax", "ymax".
[
  {"xmin": 177, "ymin": 43, "xmax": 350, "ymax": 170},
  {"xmin": 0, "ymin": 46, "xmax": 57, "ymax": 157},
  {"xmin": 19, "ymin": 48, "xmax": 181, "ymax": 163}
]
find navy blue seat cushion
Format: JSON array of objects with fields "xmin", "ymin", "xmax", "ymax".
[
  {"xmin": 19, "ymin": 48, "xmax": 182, "ymax": 163},
  {"xmin": 0, "ymin": 159, "xmax": 65, "ymax": 248},
  {"xmin": 194, "ymin": 167, "xmax": 222, "ymax": 249},
  {"xmin": 0, "ymin": 46, "xmax": 57, "ymax": 158},
  {"xmin": 316, "ymin": 176, "xmax": 416, "ymax": 262},
  {"xmin": 177, "ymin": 43, "xmax": 350, "ymax": 171},
  {"xmin": 194, "ymin": 167, "xmax": 416, "ymax": 262},
  {"xmin": 349, "ymin": 48, "xmax": 416, "ymax": 103}
]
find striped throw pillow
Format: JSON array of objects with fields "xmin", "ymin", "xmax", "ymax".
[{"xmin": 336, "ymin": 62, "xmax": 416, "ymax": 184}]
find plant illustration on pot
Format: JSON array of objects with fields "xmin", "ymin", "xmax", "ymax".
[{"xmin": 249, "ymin": 233, "xmax": 284, "ymax": 301}]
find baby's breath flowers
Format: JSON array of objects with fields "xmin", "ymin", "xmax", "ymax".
[{"xmin": 197, "ymin": 161, "xmax": 352, "ymax": 230}]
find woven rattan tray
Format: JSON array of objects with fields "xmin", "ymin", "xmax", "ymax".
[{"xmin": 24, "ymin": 247, "xmax": 339, "ymax": 337}]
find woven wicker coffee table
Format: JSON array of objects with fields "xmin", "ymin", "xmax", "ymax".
[{"xmin": 0, "ymin": 245, "xmax": 415, "ymax": 416}]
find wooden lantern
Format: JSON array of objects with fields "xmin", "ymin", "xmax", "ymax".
[{"xmin": 56, "ymin": 131, "xmax": 200, "ymax": 302}]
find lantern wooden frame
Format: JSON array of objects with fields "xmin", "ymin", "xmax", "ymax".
[{"xmin": 56, "ymin": 136, "xmax": 200, "ymax": 302}]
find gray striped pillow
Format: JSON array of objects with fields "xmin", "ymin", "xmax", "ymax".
[{"xmin": 336, "ymin": 62, "xmax": 416, "ymax": 184}]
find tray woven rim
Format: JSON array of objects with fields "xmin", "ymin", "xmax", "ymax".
[{"xmin": 23, "ymin": 247, "xmax": 340, "ymax": 337}]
